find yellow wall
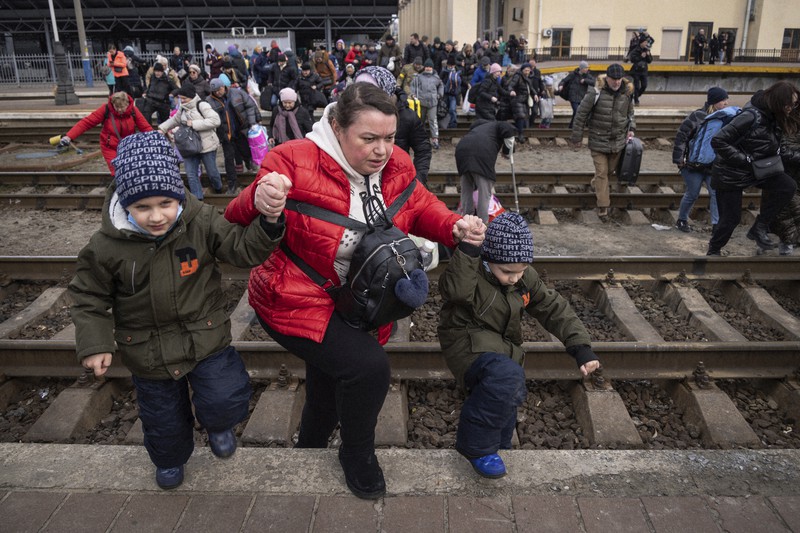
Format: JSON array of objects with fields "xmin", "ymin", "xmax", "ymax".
[{"xmin": 397, "ymin": 0, "xmax": 800, "ymax": 57}]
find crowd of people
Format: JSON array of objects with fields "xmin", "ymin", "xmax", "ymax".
[{"xmin": 62, "ymin": 31, "xmax": 800, "ymax": 500}]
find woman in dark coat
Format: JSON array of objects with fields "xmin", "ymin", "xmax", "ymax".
[
  {"xmin": 455, "ymin": 119, "xmax": 517, "ymax": 223},
  {"xmin": 508, "ymin": 64, "xmax": 534, "ymax": 142},
  {"xmin": 708, "ymin": 81, "xmax": 799, "ymax": 255},
  {"xmin": 770, "ymin": 107, "xmax": 800, "ymax": 255}
]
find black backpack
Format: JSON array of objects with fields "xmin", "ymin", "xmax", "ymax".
[
  {"xmin": 467, "ymin": 82, "xmax": 481, "ymax": 104},
  {"xmin": 282, "ymin": 177, "xmax": 425, "ymax": 331}
]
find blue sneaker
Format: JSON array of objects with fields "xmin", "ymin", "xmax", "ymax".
[
  {"xmin": 208, "ymin": 429, "xmax": 237, "ymax": 458},
  {"xmin": 156, "ymin": 465, "xmax": 184, "ymax": 490},
  {"xmin": 467, "ymin": 453, "xmax": 507, "ymax": 479}
]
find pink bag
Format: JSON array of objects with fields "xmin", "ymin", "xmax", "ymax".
[{"xmin": 247, "ymin": 126, "xmax": 269, "ymax": 168}]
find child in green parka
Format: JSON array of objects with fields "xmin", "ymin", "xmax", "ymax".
[
  {"xmin": 437, "ymin": 211, "xmax": 600, "ymax": 479},
  {"xmin": 69, "ymin": 130, "xmax": 290, "ymax": 490}
]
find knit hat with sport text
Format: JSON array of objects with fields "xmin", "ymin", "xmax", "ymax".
[
  {"xmin": 481, "ymin": 211, "xmax": 534, "ymax": 264},
  {"xmin": 112, "ymin": 131, "xmax": 185, "ymax": 209}
]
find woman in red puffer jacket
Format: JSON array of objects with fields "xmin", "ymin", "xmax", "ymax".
[
  {"xmin": 225, "ymin": 83, "xmax": 483, "ymax": 501},
  {"xmin": 61, "ymin": 92, "xmax": 152, "ymax": 175}
]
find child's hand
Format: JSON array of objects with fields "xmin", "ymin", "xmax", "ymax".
[
  {"xmin": 255, "ymin": 172, "xmax": 293, "ymax": 222},
  {"xmin": 452, "ymin": 215, "xmax": 486, "ymax": 246},
  {"xmin": 580, "ymin": 360, "xmax": 600, "ymax": 376},
  {"xmin": 82, "ymin": 352, "xmax": 113, "ymax": 377}
]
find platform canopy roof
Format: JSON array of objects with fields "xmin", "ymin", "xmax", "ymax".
[{"xmin": 0, "ymin": 0, "xmax": 399, "ymax": 34}]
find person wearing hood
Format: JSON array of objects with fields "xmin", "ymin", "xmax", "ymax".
[
  {"xmin": 158, "ymin": 83, "xmax": 224, "ymax": 200},
  {"xmin": 355, "ymin": 66, "xmax": 432, "ymax": 186},
  {"xmin": 455, "ymin": 119, "xmax": 517, "ymax": 223},
  {"xmin": 227, "ymin": 45, "xmax": 249, "ymax": 83},
  {"xmin": 59, "ymin": 91, "xmax": 152, "ymax": 175},
  {"xmin": 224, "ymin": 83, "xmax": 479, "ymax": 501},
  {"xmin": 708, "ymin": 81, "xmax": 799, "ymax": 255},
  {"xmin": 411, "ymin": 58, "xmax": 444, "ymax": 149},
  {"xmin": 69, "ymin": 130, "xmax": 286, "ymax": 491},
  {"xmin": 122, "ymin": 46, "xmax": 145, "ymax": 98},
  {"xmin": 267, "ymin": 87, "xmax": 313, "ymax": 148},
  {"xmin": 569, "ymin": 64, "xmax": 636, "ymax": 221}
]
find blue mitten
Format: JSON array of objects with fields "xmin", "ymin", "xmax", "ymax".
[{"xmin": 394, "ymin": 268, "xmax": 429, "ymax": 309}]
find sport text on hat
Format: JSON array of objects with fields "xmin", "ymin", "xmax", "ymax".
[
  {"xmin": 481, "ymin": 212, "xmax": 534, "ymax": 264},
  {"xmin": 112, "ymin": 131, "xmax": 185, "ymax": 209}
]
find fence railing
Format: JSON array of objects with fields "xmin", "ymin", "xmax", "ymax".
[{"xmin": 0, "ymin": 51, "xmax": 174, "ymax": 86}]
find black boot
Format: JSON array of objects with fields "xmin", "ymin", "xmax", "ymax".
[
  {"xmin": 746, "ymin": 220, "xmax": 777, "ymax": 250},
  {"xmin": 338, "ymin": 448, "xmax": 386, "ymax": 499}
]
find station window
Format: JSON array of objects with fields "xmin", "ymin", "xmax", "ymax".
[
  {"xmin": 783, "ymin": 29, "xmax": 800, "ymax": 61},
  {"xmin": 551, "ymin": 29, "xmax": 571, "ymax": 59}
]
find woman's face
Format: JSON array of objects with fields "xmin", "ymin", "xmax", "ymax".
[
  {"xmin": 784, "ymin": 93, "xmax": 799, "ymax": 116},
  {"xmin": 333, "ymin": 110, "xmax": 397, "ymax": 175},
  {"xmin": 112, "ymin": 99, "xmax": 129, "ymax": 113},
  {"xmin": 281, "ymin": 100, "xmax": 295, "ymax": 110},
  {"xmin": 712, "ymin": 98, "xmax": 729, "ymax": 111}
]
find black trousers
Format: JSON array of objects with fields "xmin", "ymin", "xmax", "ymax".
[
  {"xmin": 258, "ymin": 313, "xmax": 391, "ymax": 456},
  {"xmin": 631, "ymin": 72, "xmax": 648, "ymax": 101},
  {"xmin": 709, "ymin": 172, "xmax": 797, "ymax": 251},
  {"xmin": 219, "ymin": 139, "xmax": 238, "ymax": 190}
]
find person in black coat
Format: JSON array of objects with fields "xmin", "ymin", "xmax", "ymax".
[
  {"xmin": 455, "ymin": 119, "xmax": 517, "ymax": 223},
  {"xmin": 709, "ymin": 34, "xmax": 720, "ymax": 65},
  {"xmin": 628, "ymin": 39, "xmax": 652, "ymax": 105},
  {"xmin": 474, "ymin": 63, "xmax": 506, "ymax": 121},
  {"xmin": 708, "ymin": 81, "xmax": 799, "ymax": 255},
  {"xmin": 139, "ymin": 62, "xmax": 178, "ymax": 124}
]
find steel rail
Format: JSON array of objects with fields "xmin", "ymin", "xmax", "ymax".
[
  {"xmin": 0, "ymin": 171, "xmax": 684, "ymax": 188},
  {"xmin": 0, "ymin": 340, "xmax": 797, "ymax": 380},
  {"xmin": 0, "ymin": 191, "xmax": 762, "ymax": 211},
  {"xmin": 3, "ymin": 256, "xmax": 799, "ymax": 282}
]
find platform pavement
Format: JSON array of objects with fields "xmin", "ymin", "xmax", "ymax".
[{"xmin": 2, "ymin": 443, "xmax": 800, "ymax": 532}]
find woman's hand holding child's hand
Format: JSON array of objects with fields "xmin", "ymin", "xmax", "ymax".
[
  {"xmin": 453, "ymin": 215, "xmax": 486, "ymax": 246},
  {"xmin": 580, "ymin": 360, "xmax": 600, "ymax": 376},
  {"xmin": 255, "ymin": 172, "xmax": 293, "ymax": 223}
]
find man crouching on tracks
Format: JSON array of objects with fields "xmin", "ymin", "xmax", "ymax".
[
  {"xmin": 437, "ymin": 211, "xmax": 600, "ymax": 479},
  {"xmin": 68, "ymin": 131, "xmax": 288, "ymax": 490}
]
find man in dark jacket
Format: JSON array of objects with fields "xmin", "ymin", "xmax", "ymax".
[
  {"xmin": 404, "ymin": 33, "xmax": 430, "ymax": 65},
  {"xmin": 692, "ymin": 29, "xmax": 707, "ymax": 64},
  {"xmin": 206, "ymin": 79, "xmax": 241, "ymax": 194},
  {"xmin": 169, "ymin": 46, "xmax": 191, "ymax": 74},
  {"xmin": 455, "ymin": 119, "xmax": 517, "ymax": 222},
  {"xmin": 140, "ymin": 62, "xmax": 178, "ymax": 124},
  {"xmin": 376, "ymin": 35, "xmax": 403, "ymax": 77},
  {"xmin": 560, "ymin": 61, "xmax": 595, "ymax": 128},
  {"xmin": 265, "ymin": 54, "xmax": 298, "ymax": 109},
  {"xmin": 628, "ymin": 39, "xmax": 652, "ymax": 105}
]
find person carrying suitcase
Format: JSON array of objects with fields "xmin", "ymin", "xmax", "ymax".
[{"xmin": 569, "ymin": 64, "xmax": 636, "ymax": 221}]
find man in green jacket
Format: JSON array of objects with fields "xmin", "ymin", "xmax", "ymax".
[
  {"xmin": 69, "ymin": 131, "xmax": 288, "ymax": 490},
  {"xmin": 438, "ymin": 212, "xmax": 599, "ymax": 479},
  {"xmin": 570, "ymin": 63, "xmax": 636, "ymax": 221}
]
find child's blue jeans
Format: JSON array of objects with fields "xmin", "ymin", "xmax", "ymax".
[
  {"xmin": 132, "ymin": 345, "xmax": 251, "ymax": 469},
  {"xmin": 456, "ymin": 352, "xmax": 527, "ymax": 458}
]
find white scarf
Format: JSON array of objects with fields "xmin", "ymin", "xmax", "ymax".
[{"xmin": 306, "ymin": 103, "xmax": 393, "ymax": 281}]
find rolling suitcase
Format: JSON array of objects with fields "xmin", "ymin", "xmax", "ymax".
[{"xmin": 616, "ymin": 137, "xmax": 643, "ymax": 185}]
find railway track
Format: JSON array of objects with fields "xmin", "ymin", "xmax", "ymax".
[
  {"xmin": 1, "ymin": 256, "xmax": 799, "ymax": 451},
  {"xmin": 0, "ymin": 171, "xmax": 761, "ymax": 213},
  {"xmin": 0, "ymin": 115, "xmax": 684, "ymax": 144}
]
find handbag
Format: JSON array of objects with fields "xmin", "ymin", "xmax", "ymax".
[
  {"xmin": 173, "ymin": 124, "xmax": 203, "ymax": 157},
  {"xmin": 750, "ymin": 151, "xmax": 784, "ymax": 181}
]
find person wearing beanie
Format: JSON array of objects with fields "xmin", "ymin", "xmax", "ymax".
[
  {"xmin": 569, "ymin": 63, "xmax": 636, "ymax": 221},
  {"xmin": 410, "ymin": 55, "xmax": 444, "ymax": 149},
  {"xmin": 62, "ymin": 90, "xmax": 153, "ymax": 175},
  {"xmin": 671, "ymin": 87, "xmax": 735, "ymax": 234},
  {"xmin": 268, "ymin": 85, "xmax": 313, "ymax": 148},
  {"xmin": 141, "ymin": 59, "xmax": 179, "ymax": 126},
  {"xmin": 185, "ymin": 64, "xmax": 212, "ymax": 100},
  {"xmin": 558, "ymin": 60, "xmax": 595, "ymax": 128},
  {"xmin": 158, "ymin": 79, "xmax": 224, "ymax": 200},
  {"xmin": 628, "ymin": 37, "xmax": 653, "ymax": 105},
  {"xmin": 265, "ymin": 51, "xmax": 298, "ymax": 110},
  {"xmin": 376, "ymin": 34, "xmax": 403, "ymax": 77},
  {"xmin": 297, "ymin": 60, "xmax": 326, "ymax": 115},
  {"xmin": 438, "ymin": 210, "xmax": 599, "ymax": 480},
  {"xmin": 473, "ymin": 62, "xmax": 510, "ymax": 121},
  {"xmin": 69, "ymin": 130, "xmax": 288, "ymax": 491}
]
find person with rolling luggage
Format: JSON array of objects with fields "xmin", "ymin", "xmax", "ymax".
[
  {"xmin": 616, "ymin": 136, "xmax": 643, "ymax": 185},
  {"xmin": 569, "ymin": 64, "xmax": 636, "ymax": 222}
]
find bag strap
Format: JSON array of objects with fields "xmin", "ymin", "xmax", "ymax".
[
  {"xmin": 280, "ymin": 241, "xmax": 337, "ymax": 291},
  {"xmin": 285, "ymin": 177, "xmax": 416, "ymax": 230},
  {"xmin": 106, "ymin": 105, "xmax": 122, "ymax": 140}
]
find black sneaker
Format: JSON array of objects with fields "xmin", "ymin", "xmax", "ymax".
[
  {"xmin": 338, "ymin": 448, "xmax": 386, "ymax": 499},
  {"xmin": 706, "ymin": 248, "xmax": 721, "ymax": 256},
  {"xmin": 675, "ymin": 219, "xmax": 690, "ymax": 233},
  {"xmin": 156, "ymin": 465, "xmax": 184, "ymax": 490}
]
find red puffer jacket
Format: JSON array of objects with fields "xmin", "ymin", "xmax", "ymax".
[
  {"xmin": 225, "ymin": 140, "xmax": 461, "ymax": 343},
  {"xmin": 66, "ymin": 93, "xmax": 152, "ymax": 174}
]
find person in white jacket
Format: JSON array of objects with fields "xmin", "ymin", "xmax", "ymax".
[{"xmin": 159, "ymin": 83, "xmax": 223, "ymax": 199}]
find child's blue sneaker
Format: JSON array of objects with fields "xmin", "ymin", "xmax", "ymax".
[
  {"xmin": 156, "ymin": 465, "xmax": 184, "ymax": 490},
  {"xmin": 208, "ymin": 429, "xmax": 237, "ymax": 458},
  {"xmin": 467, "ymin": 453, "xmax": 507, "ymax": 479}
]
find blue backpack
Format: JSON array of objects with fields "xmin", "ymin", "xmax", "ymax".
[{"xmin": 686, "ymin": 106, "xmax": 741, "ymax": 168}]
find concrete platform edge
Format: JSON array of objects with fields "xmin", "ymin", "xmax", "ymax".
[{"xmin": 1, "ymin": 444, "xmax": 798, "ymax": 498}]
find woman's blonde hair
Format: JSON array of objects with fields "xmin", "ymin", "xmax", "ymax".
[{"xmin": 110, "ymin": 91, "xmax": 129, "ymax": 107}]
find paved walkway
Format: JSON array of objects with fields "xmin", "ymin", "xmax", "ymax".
[{"xmin": 2, "ymin": 444, "xmax": 800, "ymax": 532}]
